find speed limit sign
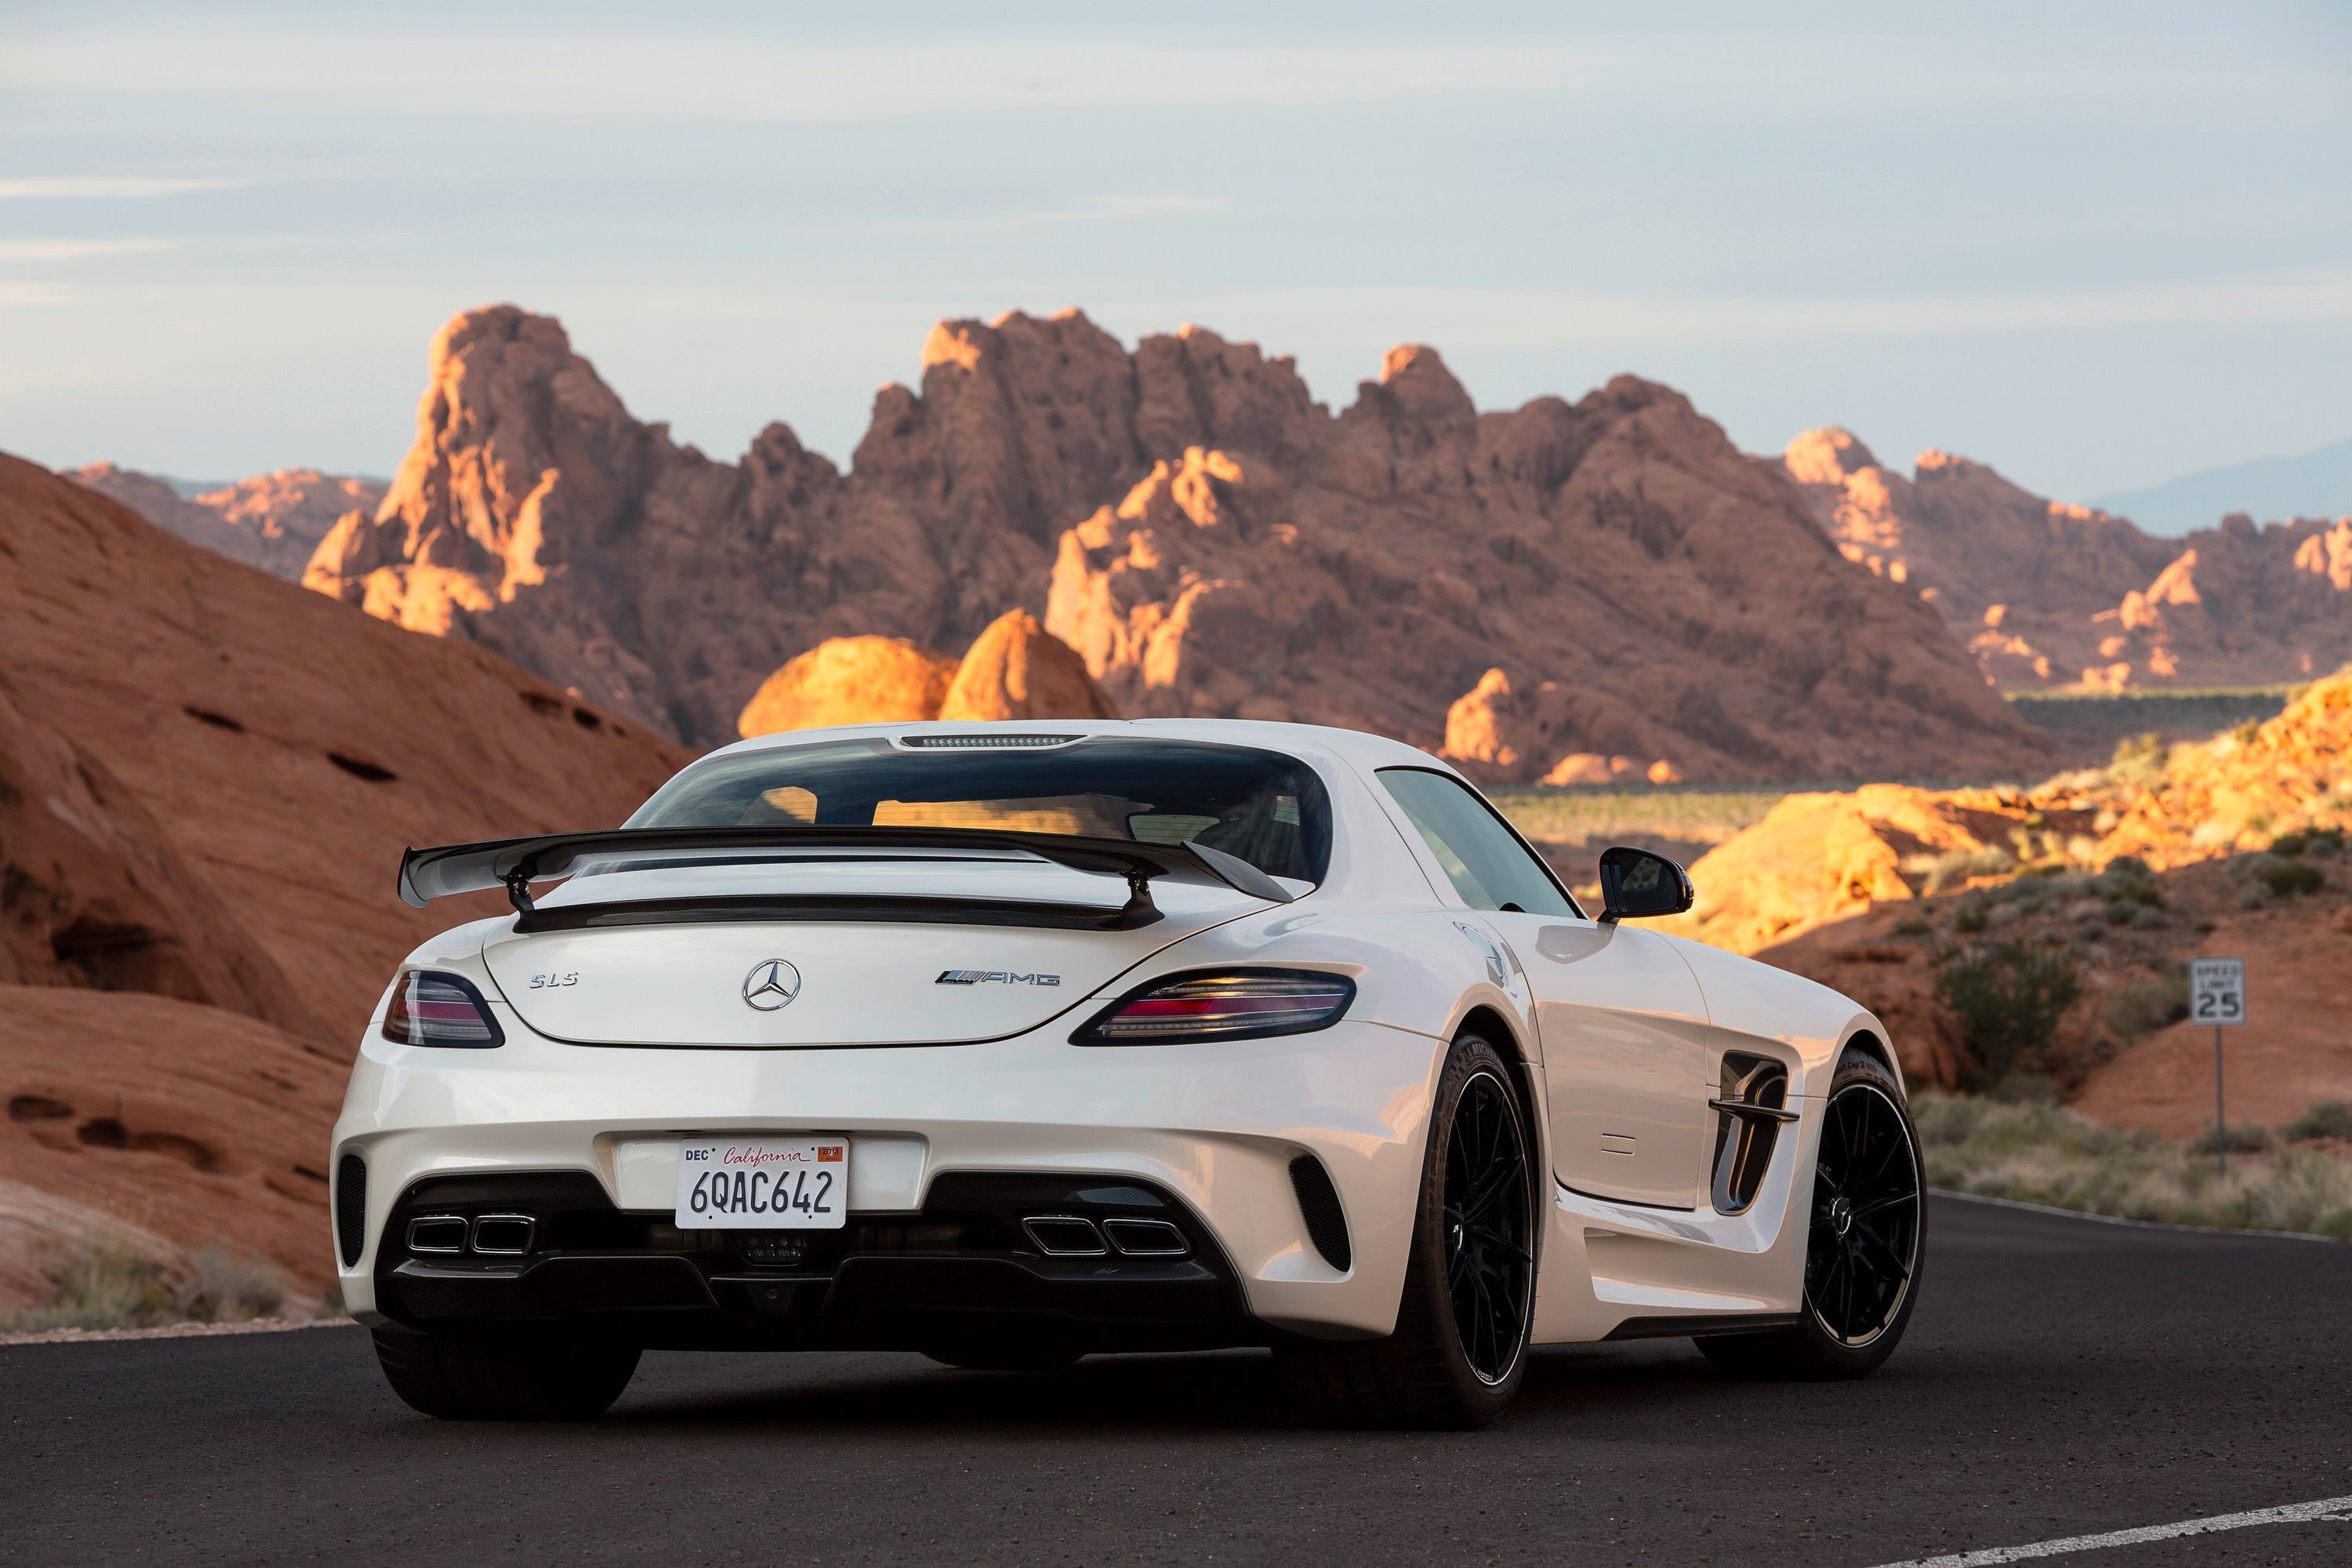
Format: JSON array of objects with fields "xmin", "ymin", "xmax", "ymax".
[{"xmin": 2190, "ymin": 958, "xmax": 2247, "ymax": 1026}]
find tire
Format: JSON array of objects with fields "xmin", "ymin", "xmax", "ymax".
[
  {"xmin": 372, "ymin": 1326, "xmax": 641, "ymax": 1420},
  {"xmin": 921, "ymin": 1345, "xmax": 1085, "ymax": 1372},
  {"xmin": 1276, "ymin": 1031, "xmax": 1538, "ymax": 1428},
  {"xmin": 1697, "ymin": 1051, "xmax": 1925, "ymax": 1381}
]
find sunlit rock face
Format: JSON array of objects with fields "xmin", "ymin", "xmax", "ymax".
[
  {"xmin": 1780, "ymin": 428, "xmax": 2352, "ymax": 692},
  {"xmin": 302, "ymin": 303, "xmax": 2039, "ymax": 779}
]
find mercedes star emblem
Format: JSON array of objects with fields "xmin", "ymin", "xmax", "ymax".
[{"xmin": 741, "ymin": 958, "xmax": 802, "ymax": 1011}]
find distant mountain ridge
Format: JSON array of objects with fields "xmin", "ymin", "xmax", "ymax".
[
  {"xmin": 1780, "ymin": 428, "xmax": 2352, "ymax": 693},
  {"xmin": 2092, "ymin": 436, "xmax": 2352, "ymax": 538},
  {"xmin": 271, "ymin": 303, "xmax": 2040, "ymax": 781}
]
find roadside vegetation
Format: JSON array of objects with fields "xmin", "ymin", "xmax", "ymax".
[
  {"xmin": 1916, "ymin": 1092, "xmax": 2352, "ymax": 1238},
  {"xmin": 0, "ymin": 1242, "xmax": 325, "ymax": 1336}
]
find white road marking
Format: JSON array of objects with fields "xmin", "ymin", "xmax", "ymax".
[{"xmin": 1869, "ymin": 1494, "xmax": 2352, "ymax": 1566}]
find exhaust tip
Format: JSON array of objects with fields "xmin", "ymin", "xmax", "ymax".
[
  {"xmin": 405, "ymin": 1214, "xmax": 468, "ymax": 1255},
  {"xmin": 469, "ymin": 1214, "xmax": 536, "ymax": 1255},
  {"xmin": 1102, "ymin": 1218, "xmax": 1189, "ymax": 1257},
  {"xmin": 1022, "ymin": 1216, "xmax": 1108, "ymax": 1256}
]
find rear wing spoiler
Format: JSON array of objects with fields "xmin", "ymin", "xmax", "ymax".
[{"xmin": 397, "ymin": 824, "xmax": 1297, "ymax": 927}]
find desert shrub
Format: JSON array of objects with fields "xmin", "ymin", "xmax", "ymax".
[
  {"xmin": 1915, "ymin": 1091, "xmax": 2352, "ymax": 1234},
  {"xmin": 0, "ymin": 1243, "xmax": 287, "ymax": 1335},
  {"xmin": 1935, "ymin": 942, "xmax": 2084, "ymax": 1090},
  {"xmin": 2256, "ymin": 859, "xmax": 2325, "ymax": 898},
  {"xmin": 2282, "ymin": 1101, "xmax": 2352, "ymax": 1143},
  {"xmin": 1918, "ymin": 845, "xmax": 2015, "ymax": 893},
  {"xmin": 2126, "ymin": 903, "xmax": 2168, "ymax": 929},
  {"xmin": 2105, "ymin": 975, "xmax": 2187, "ymax": 1039},
  {"xmin": 2109, "ymin": 732, "xmax": 2171, "ymax": 786},
  {"xmin": 1953, "ymin": 901, "xmax": 1989, "ymax": 934},
  {"xmin": 179, "ymin": 1247, "xmax": 285, "ymax": 1323},
  {"xmin": 2229, "ymin": 718, "xmax": 2263, "ymax": 746},
  {"xmin": 1893, "ymin": 914, "xmax": 1933, "ymax": 937},
  {"xmin": 2237, "ymin": 883, "xmax": 2270, "ymax": 911},
  {"xmin": 2192, "ymin": 1121, "xmax": 2277, "ymax": 1156}
]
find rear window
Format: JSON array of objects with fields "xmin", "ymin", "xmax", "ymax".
[{"xmin": 628, "ymin": 738, "xmax": 1332, "ymax": 883}]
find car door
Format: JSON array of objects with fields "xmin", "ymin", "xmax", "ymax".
[{"xmin": 1373, "ymin": 768, "xmax": 1714, "ymax": 1210}]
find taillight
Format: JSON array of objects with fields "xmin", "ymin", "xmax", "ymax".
[
  {"xmin": 381, "ymin": 971, "xmax": 505, "ymax": 1047},
  {"xmin": 1073, "ymin": 969, "xmax": 1355, "ymax": 1045}
]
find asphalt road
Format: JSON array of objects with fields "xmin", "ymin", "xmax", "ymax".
[{"xmin": 5, "ymin": 1196, "xmax": 2350, "ymax": 1567}]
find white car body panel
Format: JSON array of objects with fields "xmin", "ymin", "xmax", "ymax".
[{"xmin": 331, "ymin": 717, "xmax": 1899, "ymax": 1356}]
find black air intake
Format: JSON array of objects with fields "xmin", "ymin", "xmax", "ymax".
[
  {"xmin": 334, "ymin": 1152, "xmax": 367, "ymax": 1267},
  {"xmin": 1288, "ymin": 1155, "xmax": 1351, "ymax": 1271}
]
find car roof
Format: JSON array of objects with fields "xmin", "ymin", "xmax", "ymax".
[{"xmin": 706, "ymin": 717, "xmax": 1457, "ymax": 777}]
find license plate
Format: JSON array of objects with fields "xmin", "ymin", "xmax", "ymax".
[{"xmin": 674, "ymin": 1138, "xmax": 848, "ymax": 1229}]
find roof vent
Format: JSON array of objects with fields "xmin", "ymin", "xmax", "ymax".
[{"xmin": 898, "ymin": 733, "xmax": 1083, "ymax": 750}]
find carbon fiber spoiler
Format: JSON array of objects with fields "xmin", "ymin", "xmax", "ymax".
[{"xmin": 395, "ymin": 824, "xmax": 1297, "ymax": 920}]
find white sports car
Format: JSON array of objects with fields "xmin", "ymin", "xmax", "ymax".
[{"xmin": 332, "ymin": 720, "xmax": 1925, "ymax": 1427}]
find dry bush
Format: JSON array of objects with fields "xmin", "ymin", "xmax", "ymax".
[
  {"xmin": 1, "ymin": 1243, "xmax": 289, "ymax": 1334},
  {"xmin": 1914, "ymin": 1093, "xmax": 2352, "ymax": 1237}
]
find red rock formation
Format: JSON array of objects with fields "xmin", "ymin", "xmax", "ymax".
[
  {"xmin": 303, "ymin": 304, "xmax": 2038, "ymax": 777},
  {"xmin": 737, "ymin": 637, "xmax": 957, "ymax": 738},
  {"xmin": 67, "ymin": 463, "xmax": 384, "ymax": 580},
  {"xmin": 1049, "ymin": 357, "xmax": 2043, "ymax": 779},
  {"xmin": 937, "ymin": 610, "xmax": 1117, "ymax": 723},
  {"xmin": 736, "ymin": 615, "xmax": 1114, "ymax": 736},
  {"xmin": 1781, "ymin": 428, "xmax": 2352, "ymax": 690},
  {"xmin": 0, "ymin": 451, "xmax": 688, "ymax": 1298}
]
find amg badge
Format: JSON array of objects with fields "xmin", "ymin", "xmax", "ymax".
[{"xmin": 936, "ymin": 970, "xmax": 1061, "ymax": 986}]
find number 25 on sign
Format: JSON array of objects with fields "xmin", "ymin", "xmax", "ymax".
[{"xmin": 2190, "ymin": 958, "xmax": 2246, "ymax": 1175}]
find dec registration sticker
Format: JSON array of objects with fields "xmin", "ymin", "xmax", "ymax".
[{"xmin": 676, "ymin": 1138, "xmax": 848, "ymax": 1229}]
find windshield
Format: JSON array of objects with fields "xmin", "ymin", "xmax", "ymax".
[{"xmin": 626, "ymin": 738, "xmax": 1333, "ymax": 883}]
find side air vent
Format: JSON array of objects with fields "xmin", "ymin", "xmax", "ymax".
[
  {"xmin": 334, "ymin": 1152, "xmax": 367, "ymax": 1268},
  {"xmin": 898, "ymin": 733, "xmax": 1082, "ymax": 750},
  {"xmin": 1709, "ymin": 1054, "xmax": 1796, "ymax": 1215},
  {"xmin": 1288, "ymin": 1155, "xmax": 1352, "ymax": 1272}
]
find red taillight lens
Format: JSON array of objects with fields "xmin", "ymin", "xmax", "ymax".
[
  {"xmin": 381, "ymin": 971, "xmax": 505, "ymax": 1047},
  {"xmin": 1073, "ymin": 969, "xmax": 1356, "ymax": 1045}
]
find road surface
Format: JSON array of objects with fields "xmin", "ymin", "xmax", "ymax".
[{"xmin": 5, "ymin": 1196, "xmax": 2349, "ymax": 1566}]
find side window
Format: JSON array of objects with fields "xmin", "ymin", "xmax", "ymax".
[{"xmin": 1377, "ymin": 768, "xmax": 1578, "ymax": 918}]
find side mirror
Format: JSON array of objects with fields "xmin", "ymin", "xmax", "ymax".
[{"xmin": 1597, "ymin": 846, "xmax": 1693, "ymax": 924}]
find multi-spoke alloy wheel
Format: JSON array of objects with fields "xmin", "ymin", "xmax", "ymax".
[
  {"xmin": 1443, "ymin": 1070, "xmax": 1534, "ymax": 1385},
  {"xmin": 1805, "ymin": 1080, "xmax": 1922, "ymax": 1346},
  {"xmin": 1697, "ymin": 1050, "xmax": 1926, "ymax": 1381},
  {"xmin": 1276, "ymin": 1032, "xmax": 1536, "ymax": 1427}
]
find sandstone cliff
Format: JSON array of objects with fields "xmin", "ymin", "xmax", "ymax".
[
  {"xmin": 303, "ymin": 306, "xmax": 2039, "ymax": 779},
  {"xmin": 0, "ymin": 452, "xmax": 688, "ymax": 1304},
  {"xmin": 1782, "ymin": 428, "xmax": 2352, "ymax": 691},
  {"xmin": 67, "ymin": 463, "xmax": 385, "ymax": 580}
]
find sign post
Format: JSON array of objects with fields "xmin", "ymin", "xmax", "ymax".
[{"xmin": 2189, "ymin": 958, "xmax": 2248, "ymax": 1176}]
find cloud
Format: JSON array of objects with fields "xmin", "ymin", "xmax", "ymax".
[
  {"xmin": 863, "ymin": 193, "xmax": 1236, "ymax": 235},
  {"xmin": 0, "ymin": 177, "xmax": 247, "ymax": 200},
  {"xmin": 0, "ymin": 238, "xmax": 180, "ymax": 262},
  {"xmin": 0, "ymin": 32, "xmax": 1585, "ymax": 122},
  {"xmin": 0, "ymin": 281, "xmax": 71, "ymax": 306},
  {"xmin": 1132, "ymin": 268, "xmax": 2352, "ymax": 351}
]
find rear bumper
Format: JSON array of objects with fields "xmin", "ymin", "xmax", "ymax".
[
  {"xmin": 331, "ymin": 1007, "xmax": 1446, "ymax": 1341},
  {"xmin": 370, "ymin": 1171, "xmax": 1254, "ymax": 1352}
]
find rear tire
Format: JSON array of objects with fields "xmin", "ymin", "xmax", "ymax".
[
  {"xmin": 1276, "ymin": 1031, "xmax": 1537, "ymax": 1428},
  {"xmin": 372, "ymin": 1326, "xmax": 641, "ymax": 1420},
  {"xmin": 1697, "ymin": 1051, "xmax": 1925, "ymax": 1381}
]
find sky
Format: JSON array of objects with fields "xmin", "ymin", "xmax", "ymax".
[{"xmin": 2, "ymin": 1, "xmax": 2347, "ymax": 506}]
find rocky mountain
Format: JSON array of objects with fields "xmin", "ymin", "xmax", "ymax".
[
  {"xmin": 67, "ymin": 463, "xmax": 385, "ymax": 580},
  {"xmin": 0, "ymin": 452, "xmax": 686, "ymax": 1305},
  {"xmin": 738, "ymin": 611, "xmax": 1113, "ymax": 737},
  {"xmin": 1782, "ymin": 428, "xmax": 2352, "ymax": 691},
  {"xmin": 304, "ymin": 305, "xmax": 2042, "ymax": 781},
  {"xmin": 1659, "ymin": 666, "xmax": 2352, "ymax": 1111}
]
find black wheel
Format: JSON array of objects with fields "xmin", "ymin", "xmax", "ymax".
[
  {"xmin": 1277, "ymin": 1031, "xmax": 1537, "ymax": 1428},
  {"xmin": 1698, "ymin": 1051, "xmax": 1924, "ymax": 1380},
  {"xmin": 922, "ymin": 1345, "xmax": 1085, "ymax": 1372},
  {"xmin": 372, "ymin": 1326, "xmax": 641, "ymax": 1420}
]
